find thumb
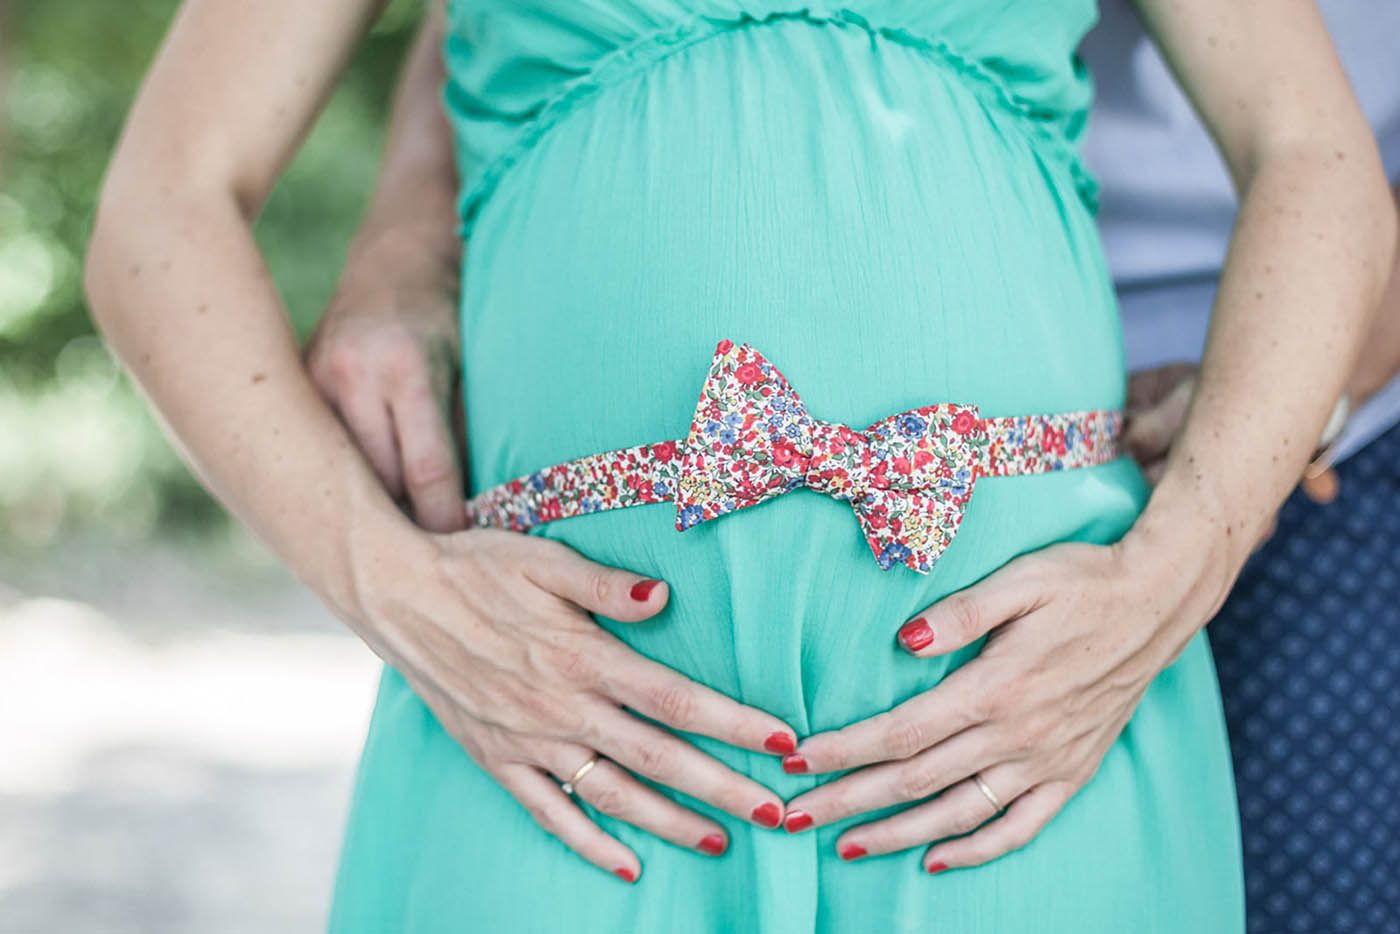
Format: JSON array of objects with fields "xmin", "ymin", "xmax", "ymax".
[
  {"xmin": 526, "ymin": 538, "xmax": 670, "ymax": 623},
  {"xmin": 896, "ymin": 557, "xmax": 1042, "ymax": 657}
]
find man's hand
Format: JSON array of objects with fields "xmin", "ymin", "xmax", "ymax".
[
  {"xmin": 306, "ymin": 253, "xmax": 466, "ymax": 532},
  {"xmin": 305, "ymin": 5, "xmax": 466, "ymax": 533},
  {"xmin": 1125, "ymin": 362, "xmax": 1337, "ymax": 513}
]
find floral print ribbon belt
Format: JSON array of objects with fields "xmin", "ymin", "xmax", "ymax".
[{"xmin": 464, "ymin": 340, "xmax": 1124, "ymax": 575}]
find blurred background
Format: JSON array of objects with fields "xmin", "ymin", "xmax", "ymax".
[{"xmin": 1, "ymin": 2, "xmax": 425, "ymax": 930}]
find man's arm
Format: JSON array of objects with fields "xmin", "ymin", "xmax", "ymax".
[
  {"xmin": 305, "ymin": 3, "xmax": 468, "ymax": 532},
  {"xmin": 1347, "ymin": 183, "xmax": 1400, "ymax": 404}
]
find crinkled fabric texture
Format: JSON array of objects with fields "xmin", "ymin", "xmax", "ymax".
[
  {"xmin": 443, "ymin": 2, "xmax": 1102, "ymax": 233},
  {"xmin": 330, "ymin": 4, "xmax": 1245, "ymax": 932}
]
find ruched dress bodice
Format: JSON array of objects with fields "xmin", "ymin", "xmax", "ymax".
[
  {"xmin": 443, "ymin": 2, "xmax": 1101, "ymax": 233},
  {"xmin": 330, "ymin": 5, "xmax": 1246, "ymax": 931}
]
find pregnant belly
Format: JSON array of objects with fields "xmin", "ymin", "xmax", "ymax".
[{"xmin": 454, "ymin": 16, "xmax": 1143, "ymax": 731}]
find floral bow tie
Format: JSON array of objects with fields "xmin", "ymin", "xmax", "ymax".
[
  {"xmin": 675, "ymin": 340, "xmax": 990, "ymax": 572},
  {"xmin": 464, "ymin": 339, "xmax": 1124, "ymax": 575}
]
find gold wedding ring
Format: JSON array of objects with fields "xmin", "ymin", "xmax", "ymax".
[
  {"xmin": 973, "ymin": 773, "xmax": 1005, "ymax": 816},
  {"xmin": 560, "ymin": 753, "xmax": 601, "ymax": 795}
]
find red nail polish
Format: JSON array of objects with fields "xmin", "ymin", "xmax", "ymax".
[
  {"xmin": 783, "ymin": 810, "xmax": 814, "ymax": 833},
  {"xmin": 629, "ymin": 579, "xmax": 661, "ymax": 602},
  {"xmin": 898, "ymin": 617, "xmax": 934, "ymax": 652},
  {"xmin": 751, "ymin": 802, "xmax": 783, "ymax": 828},
  {"xmin": 614, "ymin": 866, "xmax": 637, "ymax": 883},
  {"xmin": 698, "ymin": 834, "xmax": 727, "ymax": 855},
  {"xmin": 926, "ymin": 860, "xmax": 949, "ymax": 874},
  {"xmin": 763, "ymin": 731, "xmax": 797, "ymax": 755},
  {"xmin": 781, "ymin": 754, "xmax": 809, "ymax": 774},
  {"xmin": 839, "ymin": 843, "xmax": 868, "ymax": 861}
]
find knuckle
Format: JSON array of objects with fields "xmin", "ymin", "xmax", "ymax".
[
  {"xmin": 552, "ymin": 646, "xmax": 600, "ymax": 685},
  {"xmin": 633, "ymin": 740, "xmax": 675, "ymax": 779},
  {"xmin": 977, "ymin": 684, "xmax": 1013, "ymax": 722},
  {"xmin": 647, "ymin": 682, "xmax": 697, "ymax": 727},
  {"xmin": 323, "ymin": 343, "xmax": 366, "ymax": 388},
  {"xmin": 587, "ymin": 785, "xmax": 628, "ymax": 818},
  {"xmin": 950, "ymin": 804, "xmax": 988, "ymax": 835},
  {"xmin": 589, "ymin": 571, "xmax": 614, "ymax": 609},
  {"xmin": 529, "ymin": 802, "xmax": 564, "ymax": 835},
  {"xmin": 946, "ymin": 594, "xmax": 982, "ymax": 641},
  {"xmin": 896, "ymin": 765, "xmax": 940, "ymax": 802},
  {"xmin": 882, "ymin": 717, "xmax": 927, "ymax": 760},
  {"xmin": 405, "ymin": 451, "xmax": 455, "ymax": 490}
]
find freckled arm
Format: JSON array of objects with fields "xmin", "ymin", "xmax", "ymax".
[
  {"xmin": 84, "ymin": 0, "xmax": 417, "ymax": 617},
  {"xmin": 1124, "ymin": 0, "xmax": 1396, "ymax": 608}
]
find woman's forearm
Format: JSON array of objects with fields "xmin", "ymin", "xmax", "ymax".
[
  {"xmin": 84, "ymin": 0, "xmax": 432, "ymax": 619},
  {"xmin": 1120, "ymin": 0, "xmax": 1397, "ymax": 625},
  {"xmin": 1132, "ymin": 140, "xmax": 1395, "ymax": 613},
  {"xmin": 86, "ymin": 185, "xmax": 413, "ymax": 617}
]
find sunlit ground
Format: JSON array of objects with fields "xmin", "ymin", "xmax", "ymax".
[{"xmin": 0, "ymin": 534, "xmax": 381, "ymax": 933}]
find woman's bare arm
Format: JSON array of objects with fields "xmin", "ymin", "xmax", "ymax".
[
  {"xmin": 1128, "ymin": 0, "xmax": 1395, "ymax": 581},
  {"xmin": 87, "ymin": 0, "xmax": 403, "ymax": 612},
  {"xmin": 85, "ymin": 0, "xmax": 799, "ymax": 881}
]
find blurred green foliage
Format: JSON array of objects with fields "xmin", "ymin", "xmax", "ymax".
[{"xmin": 1, "ymin": 0, "xmax": 422, "ymax": 547}]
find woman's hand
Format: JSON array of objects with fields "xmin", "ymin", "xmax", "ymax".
[
  {"xmin": 353, "ymin": 523, "xmax": 799, "ymax": 883},
  {"xmin": 776, "ymin": 526, "xmax": 1223, "ymax": 873}
]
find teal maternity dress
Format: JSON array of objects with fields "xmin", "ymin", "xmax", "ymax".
[{"xmin": 330, "ymin": 3, "xmax": 1246, "ymax": 931}]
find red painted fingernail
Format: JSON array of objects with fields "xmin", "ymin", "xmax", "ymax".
[
  {"xmin": 698, "ymin": 834, "xmax": 727, "ymax": 856},
  {"xmin": 614, "ymin": 866, "xmax": 637, "ymax": 883},
  {"xmin": 629, "ymin": 579, "xmax": 661, "ymax": 601},
  {"xmin": 898, "ymin": 617, "xmax": 934, "ymax": 652},
  {"xmin": 783, "ymin": 809, "xmax": 814, "ymax": 833},
  {"xmin": 926, "ymin": 860, "xmax": 949, "ymax": 874},
  {"xmin": 839, "ymin": 843, "xmax": 868, "ymax": 861},
  {"xmin": 763, "ymin": 731, "xmax": 797, "ymax": 755},
  {"xmin": 751, "ymin": 802, "xmax": 783, "ymax": 828},
  {"xmin": 781, "ymin": 754, "xmax": 809, "ymax": 774}
]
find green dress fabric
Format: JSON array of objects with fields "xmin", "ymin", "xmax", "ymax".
[{"xmin": 329, "ymin": 4, "xmax": 1246, "ymax": 931}]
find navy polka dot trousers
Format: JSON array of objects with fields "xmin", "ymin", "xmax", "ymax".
[{"xmin": 1207, "ymin": 422, "xmax": 1400, "ymax": 934}]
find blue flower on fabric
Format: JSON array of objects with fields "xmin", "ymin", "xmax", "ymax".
[
  {"xmin": 877, "ymin": 541, "xmax": 912, "ymax": 570},
  {"xmin": 529, "ymin": 472, "xmax": 546, "ymax": 492},
  {"xmin": 580, "ymin": 497, "xmax": 599, "ymax": 514},
  {"xmin": 703, "ymin": 419, "xmax": 723, "ymax": 438},
  {"xmin": 678, "ymin": 504, "xmax": 705, "ymax": 530},
  {"xmin": 719, "ymin": 426, "xmax": 738, "ymax": 444},
  {"xmin": 653, "ymin": 480, "xmax": 670, "ymax": 498},
  {"xmin": 1065, "ymin": 423, "xmax": 1080, "ymax": 449},
  {"xmin": 897, "ymin": 413, "xmax": 927, "ymax": 439}
]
